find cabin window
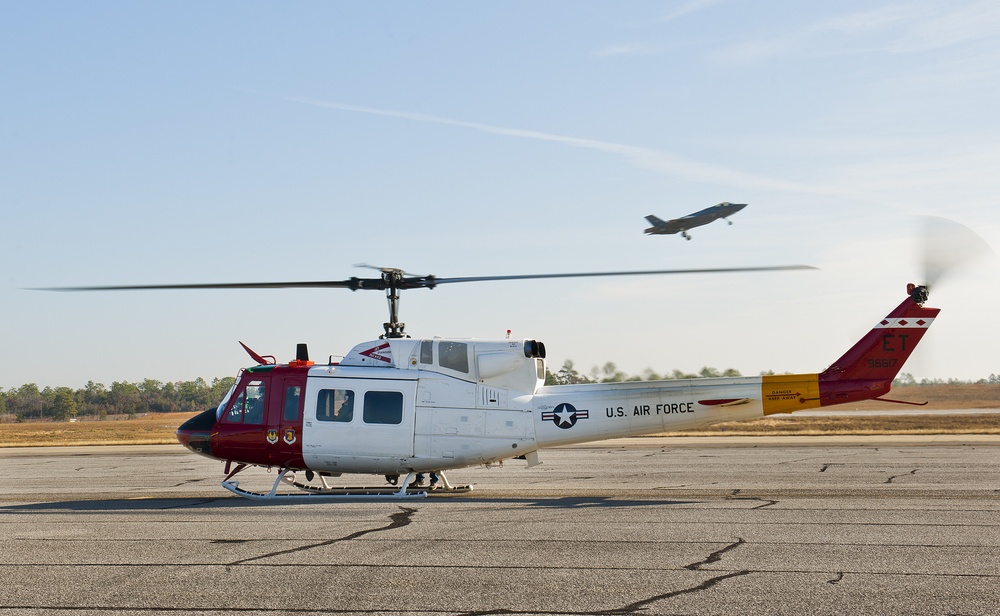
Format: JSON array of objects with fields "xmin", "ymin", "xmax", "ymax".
[
  {"xmin": 419, "ymin": 339, "xmax": 434, "ymax": 364},
  {"xmin": 283, "ymin": 385, "xmax": 301, "ymax": 421},
  {"xmin": 438, "ymin": 341, "xmax": 469, "ymax": 373},
  {"xmin": 316, "ymin": 389, "xmax": 354, "ymax": 423},
  {"xmin": 363, "ymin": 391, "xmax": 403, "ymax": 425},
  {"xmin": 224, "ymin": 380, "xmax": 266, "ymax": 425}
]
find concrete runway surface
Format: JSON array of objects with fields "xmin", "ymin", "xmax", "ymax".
[{"xmin": 1, "ymin": 436, "xmax": 999, "ymax": 615}]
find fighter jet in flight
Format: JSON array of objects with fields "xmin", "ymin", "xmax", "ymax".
[{"xmin": 644, "ymin": 202, "xmax": 748, "ymax": 240}]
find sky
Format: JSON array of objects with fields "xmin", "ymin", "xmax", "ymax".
[{"xmin": 2, "ymin": 1, "xmax": 999, "ymax": 390}]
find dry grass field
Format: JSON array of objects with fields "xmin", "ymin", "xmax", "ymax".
[
  {"xmin": 0, "ymin": 384, "xmax": 997, "ymax": 447},
  {"xmin": 0, "ymin": 412, "xmax": 195, "ymax": 447}
]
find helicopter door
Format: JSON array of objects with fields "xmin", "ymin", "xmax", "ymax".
[
  {"xmin": 264, "ymin": 374, "xmax": 306, "ymax": 468},
  {"xmin": 214, "ymin": 375, "xmax": 270, "ymax": 466},
  {"xmin": 308, "ymin": 378, "xmax": 417, "ymax": 468}
]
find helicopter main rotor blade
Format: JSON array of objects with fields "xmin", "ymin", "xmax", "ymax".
[
  {"xmin": 429, "ymin": 264, "xmax": 816, "ymax": 286},
  {"xmin": 35, "ymin": 264, "xmax": 815, "ymax": 293},
  {"xmin": 36, "ymin": 280, "xmax": 365, "ymax": 291}
]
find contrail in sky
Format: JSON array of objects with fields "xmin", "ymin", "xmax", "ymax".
[{"xmin": 284, "ymin": 96, "xmax": 821, "ymax": 194}]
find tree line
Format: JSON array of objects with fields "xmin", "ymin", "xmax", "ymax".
[
  {"xmin": 544, "ymin": 361, "xmax": 1000, "ymax": 387},
  {"xmin": 545, "ymin": 361, "xmax": 744, "ymax": 385},
  {"xmin": 0, "ymin": 378, "xmax": 237, "ymax": 423}
]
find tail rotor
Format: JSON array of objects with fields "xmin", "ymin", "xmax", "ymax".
[{"xmin": 921, "ymin": 216, "xmax": 994, "ymax": 292}]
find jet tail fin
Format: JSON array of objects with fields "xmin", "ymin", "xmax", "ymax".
[
  {"xmin": 645, "ymin": 215, "xmax": 666, "ymax": 226},
  {"xmin": 761, "ymin": 285, "xmax": 938, "ymax": 414}
]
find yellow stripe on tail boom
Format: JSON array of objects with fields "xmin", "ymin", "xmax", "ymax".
[{"xmin": 761, "ymin": 373, "xmax": 821, "ymax": 415}]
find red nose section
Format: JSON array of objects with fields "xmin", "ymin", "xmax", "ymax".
[{"xmin": 176, "ymin": 408, "xmax": 217, "ymax": 459}]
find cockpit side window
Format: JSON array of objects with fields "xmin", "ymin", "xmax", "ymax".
[
  {"xmin": 223, "ymin": 380, "xmax": 266, "ymax": 424},
  {"xmin": 316, "ymin": 389, "xmax": 354, "ymax": 423},
  {"xmin": 224, "ymin": 390, "xmax": 245, "ymax": 423},
  {"xmin": 283, "ymin": 385, "xmax": 301, "ymax": 421},
  {"xmin": 438, "ymin": 341, "xmax": 469, "ymax": 373},
  {"xmin": 243, "ymin": 381, "xmax": 265, "ymax": 424}
]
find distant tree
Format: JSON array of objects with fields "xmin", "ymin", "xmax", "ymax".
[
  {"xmin": 546, "ymin": 360, "xmax": 591, "ymax": 385},
  {"xmin": 138, "ymin": 379, "xmax": 163, "ymax": 413},
  {"xmin": 210, "ymin": 377, "xmax": 237, "ymax": 406},
  {"xmin": 641, "ymin": 368, "xmax": 663, "ymax": 381},
  {"xmin": 894, "ymin": 373, "xmax": 916, "ymax": 386},
  {"xmin": 178, "ymin": 378, "xmax": 213, "ymax": 412},
  {"xmin": 109, "ymin": 381, "xmax": 140, "ymax": 417},
  {"xmin": 79, "ymin": 381, "xmax": 108, "ymax": 417},
  {"xmin": 51, "ymin": 387, "xmax": 78, "ymax": 421},
  {"xmin": 596, "ymin": 362, "xmax": 626, "ymax": 383},
  {"xmin": 159, "ymin": 381, "xmax": 179, "ymax": 413},
  {"xmin": 15, "ymin": 384, "xmax": 44, "ymax": 420},
  {"xmin": 40, "ymin": 386, "xmax": 56, "ymax": 418}
]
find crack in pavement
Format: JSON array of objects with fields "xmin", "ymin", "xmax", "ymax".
[
  {"xmin": 598, "ymin": 537, "xmax": 750, "ymax": 616},
  {"xmin": 685, "ymin": 537, "xmax": 745, "ymax": 570},
  {"xmin": 885, "ymin": 469, "xmax": 918, "ymax": 484},
  {"xmin": 226, "ymin": 506, "xmax": 416, "ymax": 567},
  {"xmin": 729, "ymin": 496, "xmax": 778, "ymax": 509},
  {"xmin": 170, "ymin": 478, "xmax": 207, "ymax": 488},
  {"xmin": 728, "ymin": 490, "xmax": 778, "ymax": 509},
  {"xmin": 599, "ymin": 538, "xmax": 750, "ymax": 614},
  {"xmin": 608, "ymin": 570, "xmax": 751, "ymax": 613}
]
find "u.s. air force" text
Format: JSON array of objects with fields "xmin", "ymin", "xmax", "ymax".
[{"xmin": 606, "ymin": 402, "xmax": 695, "ymax": 417}]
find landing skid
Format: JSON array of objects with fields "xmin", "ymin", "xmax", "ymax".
[{"xmin": 221, "ymin": 469, "xmax": 473, "ymax": 501}]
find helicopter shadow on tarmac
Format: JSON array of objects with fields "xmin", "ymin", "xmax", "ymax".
[{"xmin": 0, "ymin": 495, "xmax": 696, "ymax": 513}]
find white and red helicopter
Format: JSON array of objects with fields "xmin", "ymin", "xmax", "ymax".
[{"xmin": 48, "ymin": 264, "xmax": 940, "ymax": 500}]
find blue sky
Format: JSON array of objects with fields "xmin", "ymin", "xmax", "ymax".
[{"xmin": 3, "ymin": 1, "xmax": 998, "ymax": 389}]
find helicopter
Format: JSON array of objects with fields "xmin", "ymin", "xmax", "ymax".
[{"xmin": 44, "ymin": 264, "xmax": 941, "ymax": 500}]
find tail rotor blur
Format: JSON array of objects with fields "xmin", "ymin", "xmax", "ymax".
[{"xmin": 920, "ymin": 216, "xmax": 994, "ymax": 291}]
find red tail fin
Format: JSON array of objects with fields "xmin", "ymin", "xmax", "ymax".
[{"xmin": 818, "ymin": 284, "xmax": 938, "ymax": 405}]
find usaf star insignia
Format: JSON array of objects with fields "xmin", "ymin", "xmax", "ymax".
[{"xmin": 541, "ymin": 403, "xmax": 589, "ymax": 429}]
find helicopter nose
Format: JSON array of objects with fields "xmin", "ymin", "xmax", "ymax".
[{"xmin": 176, "ymin": 407, "xmax": 217, "ymax": 459}]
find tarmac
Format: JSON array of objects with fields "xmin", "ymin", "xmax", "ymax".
[{"xmin": 1, "ymin": 435, "xmax": 999, "ymax": 615}]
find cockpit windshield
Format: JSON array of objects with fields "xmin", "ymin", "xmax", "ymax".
[{"xmin": 215, "ymin": 382, "xmax": 238, "ymax": 420}]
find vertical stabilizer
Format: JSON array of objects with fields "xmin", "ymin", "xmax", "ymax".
[
  {"xmin": 817, "ymin": 284, "xmax": 938, "ymax": 406},
  {"xmin": 760, "ymin": 284, "xmax": 938, "ymax": 415}
]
